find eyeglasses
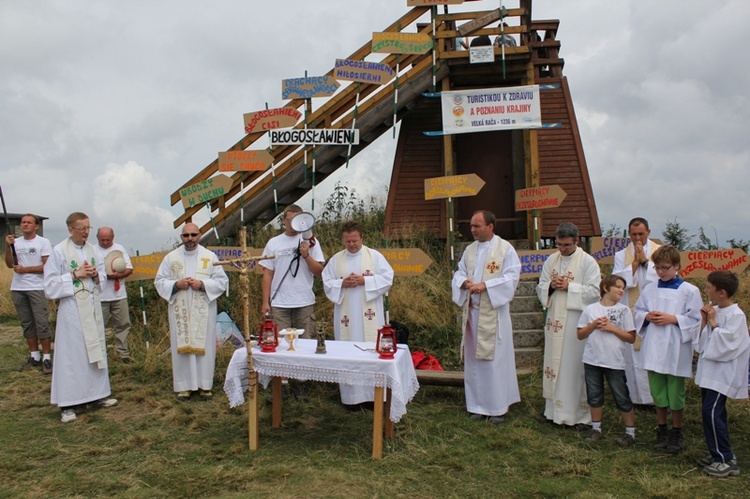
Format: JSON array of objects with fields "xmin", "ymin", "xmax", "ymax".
[
  {"xmin": 71, "ymin": 226, "xmax": 91, "ymax": 232},
  {"xmin": 181, "ymin": 233, "xmax": 200, "ymax": 238},
  {"xmin": 654, "ymin": 265, "xmax": 674, "ymax": 272}
]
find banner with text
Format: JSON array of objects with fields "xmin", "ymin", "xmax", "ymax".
[
  {"xmin": 282, "ymin": 76, "xmax": 340, "ymax": 100},
  {"xmin": 243, "ymin": 107, "xmax": 301, "ymax": 134},
  {"xmin": 441, "ymin": 85, "xmax": 542, "ymax": 135}
]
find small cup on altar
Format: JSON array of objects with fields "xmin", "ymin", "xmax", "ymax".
[{"xmin": 282, "ymin": 328, "xmax": 302, "ymax": 351}]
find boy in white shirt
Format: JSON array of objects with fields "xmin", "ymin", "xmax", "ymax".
[
  {"xmin": 577, "ymin": 275, "xmax": 637, "ymax": 447},
  {"xmin": 694, "ymin": 270, "xmax": 750, "ymax": 478}
]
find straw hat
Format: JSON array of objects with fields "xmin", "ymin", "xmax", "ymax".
[{"xmin": 104, "ymin": 250, "xmax": 127, "ymax": 273}]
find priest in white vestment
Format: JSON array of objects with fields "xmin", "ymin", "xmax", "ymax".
[
  {"xmin": 322, "ymin": 220, "xmax": 394, "ymax": 405},
  {"xmin": 452, "ymin": 211, "xmax": 521, "ymax": 424},
  {"xmin": 44, "ymin": 212, "xmax": 117, "ymax": 423},
  {"xmin": 612, "ymin": 217, "xmax": 660, "ymax": 405},
  {"xmin": 155, "ymin": 223, "xmax": 228, "ymax": 401},
  {"xmin": 537, "ymin": 222, "xmax": 600, "ymax": 426}
]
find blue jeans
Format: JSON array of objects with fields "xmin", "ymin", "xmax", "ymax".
[{"xmin": 584, "ymin": 363, "xmax": 634, "ymax": 412}]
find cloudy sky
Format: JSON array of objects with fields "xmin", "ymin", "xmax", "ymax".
[{"xmin": 2, "ymin": 0, "xmax": 748, "ymax": 254}]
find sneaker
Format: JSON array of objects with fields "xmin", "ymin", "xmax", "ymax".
[
  {"xmin": 61, "ymin": 409, "xmax": 77, "ymax": 423},
  {"xmin": 20, "ymin": 357, "xmax": 41, "ymax": 372},
  {"xmin": 703, "ymin": 460, "xmax": 740, "ymax": 478},
  {"xmin": 95, "ymin": 398, "xmax": 118, "ymax": 408},
  {"xmin": 614, "ymin": 434, "xmax": 636, "ymax": 448},
  {"xmin": 42, "ymin": 358, "xmax": 53, "ymax": 375},
  {"xmin": 653, "ymin": 426, "xmax": 668, "ymax": 452},
  {"xmin": 697, "ymin": 455, "xmax": 714, "ymax": 467},
  {"xmin": 585, "ymin": 430, "xmax": 603, "ymax": 443},
  {"xmin": 176, "ymin": 391, "xmax": 191, "ymax": 402},
  {"xmin": 120, "ymin": 356, "xmax": 133, "ymax": 364},
  {"xmin": 488, "ymin": 416, "xmax": 505, "ymax": 425},
  {"xmin": 665, "ymin": 427, "xmax": 684, "ymax": 455},
  {"xmin": 199, "ymin": 390, "xmax": 213, "ymax": 401}
]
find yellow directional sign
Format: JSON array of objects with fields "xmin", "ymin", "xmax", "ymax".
[
  {"xmin": 380, "ymin": 248, "xmax": 433, "ymax": 276},
  {"xmin": 515, "ymin": 185, "xmax": 567, "ymax": 211},
  {"xmin": 125, "ymin": 252, "xmax": 168, "ymax": 282},
  {"xmin": 243, "ymin": 107, "xmax": 301, "ymax": 134},
  {"xmin": 372, "ymin": 32, "xmax": 433, "ymax": 54},
  {"xmin": 179, "ymin": 174, "xmax": 233, "ymax": 209},
  {"xmin": 218, "ymin": 150, "xmax": 273, "ymax": 172},
  {"xmin": 424, "ymin": 173, "xmax": 485, "ymax": 200}
]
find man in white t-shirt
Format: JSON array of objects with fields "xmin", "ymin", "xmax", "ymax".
[
  {"xmin": 260, "ymin": 205, "xmax": 325, "ymax": 400},
  {"xmin": 5, "ymin": 213, "xmax": 53, "ymax": 373},
  {"xmin": 94, "ymin": 227, "xmax": 133, "ymax": 363}
]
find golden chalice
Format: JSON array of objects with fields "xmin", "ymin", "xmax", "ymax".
[{"xmin": 283, "ymin": 328, "xmax": 300, "ymax": 351}]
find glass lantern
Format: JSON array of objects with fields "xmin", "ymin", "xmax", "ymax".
[{"xmin": 376, "ymin": 323, "xmax": 397, "ymax": 360}]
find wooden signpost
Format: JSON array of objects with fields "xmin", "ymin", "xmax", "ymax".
[
  {"xmin": 372, "ymin": 32, "xmax": 433, "ymax": 54},
  {"xmin": 179, "ymin": 174, "xmax": 234, "ymax": 209},
  {"xmin": 282, "ymin": 76, "xmax": 340, "ymax": 100},
  {"xmin": 208, "ymin": 246, "xmax": 265, "ymax": 274},
  {"xmin": 679, "ymin": 248, "xmax": 749, "ymax": 278},
  {"xmin": 517, "ymin": 249, "xmax": 557, "ymax": 279},
  {"xmin": 243, "ymin": 107, "xmax": 301, "ymax": 134},
  {"xmin": 424, "ymin": 173, "xmax": 485, "ymax": 200},
  {"xmin": 125, "ymin": 252, "xmax": 168, "ymax": 282},
  {"xmin": 457, "ymin": 8, "xmax": 504, "ymax": 37},
  {"xmin": 334, "ymin": 59, "xmax": 395, "ymax": 85},
  {"xmin": 514, "ymin": 185, "xmax": 567, "ymax": 211},
  {"xmin": 269, "ymin": 129, "xmax": 359, "ymax": 146},
  {"xmin": 380, "ymin": 248, "xmax": 433, "ymax": 276},
  {"xmin": 218, "ymin": 151, "xmax": 273, "ymax": 172}
]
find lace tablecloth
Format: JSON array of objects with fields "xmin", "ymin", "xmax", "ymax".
[{"xmin": 224, "ymin": 339, "xmax": 419, "ymax": 422}]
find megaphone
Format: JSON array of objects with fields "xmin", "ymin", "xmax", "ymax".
[{"xmin": 290, "ymin": 211, "xmax": 317, "ymax": 247}]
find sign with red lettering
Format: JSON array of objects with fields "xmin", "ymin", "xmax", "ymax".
[
  {"xmin": 179, "ymin": 174, "xmax": 234, "ymax": 209},
  {"xmin": 372, "ymin": 32, "xmax": 433, "ymax": 54},
  {"xmin": 679, "ymin": 248, "xmax": 749, "ymax": 278},
  {"xmin": 380, "ymin": 248, "xmax": 433, "ymax": 276},
  {"xmin": 218, "ymin": 151, "xmax": 273, "ymax": 172},
  {"xmin": 515, "ymin": 185, "xmax": 567, "ymax": 211},
  {"xmin": 243, "ymin": 107, "xmax": 301, "ymax": 134},
  {"xmin": 424, "ymin": 173, "xmax": 485, "ymax": 200}
]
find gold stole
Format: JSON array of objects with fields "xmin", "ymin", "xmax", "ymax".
[
  {"xmin": 461, "ymin": 237, "xmax": 509, "ymax": 361},
  {"xmin": 333, "ymin": 246, "xmax": 378, "ymax": 342},
  {"xmin": 542, "ymin": 248, "xmax": 586, "ymax": 399},
  {"xmin": 166, "ymin": 247, "xmax": 214, "ymax": 355}
]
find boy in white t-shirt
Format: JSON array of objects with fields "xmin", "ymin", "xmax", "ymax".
[
  {"xmin": 577, "ymin": 274, "xmax": 637, "ymax": 447},
  {"xmin": 694, "ymin": 270, "xmax": 750, "ymax": 478}
]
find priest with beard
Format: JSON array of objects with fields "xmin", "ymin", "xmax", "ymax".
[{"xmin": 155, "ymin": 223, "xmax": 228, "ymax": 402}]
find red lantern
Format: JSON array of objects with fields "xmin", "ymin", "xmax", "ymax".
[
  {"xmin": 376, "ymin": 323, "xmax": 398, "ymax": 360},
  {"xmin": 259, "ymin": 313, "xmax": 279, "ymax": 352}
]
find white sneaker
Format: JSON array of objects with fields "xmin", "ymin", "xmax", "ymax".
[
  {"xmin": 95, "ymin": 398, "xmax": 118, "ymax": 408},
  {"xmin": 61, "ymin": 409, "xmax": 77, "ymax": 423}
]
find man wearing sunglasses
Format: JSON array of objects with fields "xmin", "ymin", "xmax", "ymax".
[{"xmin": 155, "ymin": 223, "xmax": 228, "ymax": 402}]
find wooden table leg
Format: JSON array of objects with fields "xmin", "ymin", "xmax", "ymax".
[
  {"xmin": 248, "ymin": 371, "xmax": 259, "ymax": 450},
  {"xmin": 372, "ymin": 386, "xmax": 384, "ymax": 460},
  {"xmin": 385, "ymin": 387, "xmax": 393, "ymax": 439},
  {"xmin": 272, "ymin": 377, "xmax": 282, "ymax": 428}
]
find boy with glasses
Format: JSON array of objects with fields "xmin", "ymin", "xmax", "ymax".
[{"xmin": 633, "ymin": 245, "xmax": 702, "ymax": 454}]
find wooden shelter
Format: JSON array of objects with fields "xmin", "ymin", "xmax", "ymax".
[{"xmin": 169, "ymin": 0, "xmax": 600, "ymax": 246}]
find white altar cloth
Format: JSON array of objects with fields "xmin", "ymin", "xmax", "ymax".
[{"xmin": 224, "ymin": 338, "xmax": 419, "ymax": 422}]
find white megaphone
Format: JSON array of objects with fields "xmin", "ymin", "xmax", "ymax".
[{"xmin": 290, "ymin": 212, "xmax": 317, "ymax": 247}]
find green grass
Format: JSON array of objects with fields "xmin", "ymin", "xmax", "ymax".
[{"xmin": 1, "ymin": 323, "xmax": 749, "ymax": 498}]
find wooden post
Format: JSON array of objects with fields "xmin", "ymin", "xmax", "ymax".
[
  {"xmin": 372, "ymin": 386, "xmax": 385, "ymax": 460},
  {"xmin": 441, "ymin": 76, "xmax": 456, "ymax": 268}
]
